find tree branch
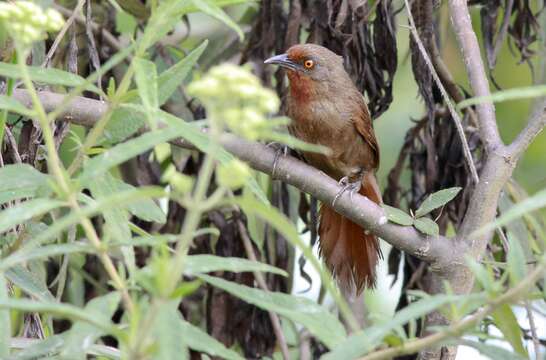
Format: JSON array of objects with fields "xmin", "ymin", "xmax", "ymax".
[
  {"xmin": 448, "ymin": 0, "xmax": 503, "ymax": 152},
  {"xmin": 12, "ymin": 89, "xmax": 458, "ymax": 267},
  {"xmin": 508, "ymin": 98, "xmax": 546, "ymax": 160}
]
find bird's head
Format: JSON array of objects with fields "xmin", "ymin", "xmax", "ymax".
[{"xmin": 264, "ymin": 44, "xmax": 345, "ymax": 83}]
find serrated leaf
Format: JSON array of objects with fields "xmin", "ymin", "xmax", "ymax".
[
  {"xmin": 0, "ymin": 62, "xmax": 101, "ymax": 94},
  {"xmin": 414, "ymin": 187, "xmax": 461, "ymax": 218},
  {"xmin": 491, "ymin": 304, "xmax": 527, "ymax": 357},
  {"xmin": 323, "ymin": 294, "xmax": 463, "ymax": 359},
  {"xmin": 134, "ymin": 57, "xmax": 159, "ymax": 112},
  {"xmin": 184, "ymin": 255, "xmax": 287, "ymax": 276},
  {"xmin": 180, "ymin": 318, "xmax": 243, "ymax": 360},
  {"xmin": 158, "ymin": 41, "xmax": 208, "ymax": 105},
  {"xmin": 5, "ymin": 265, "xmax": 55, "ymax": 302},
  {"xmin": 60, "ymin": 292, "xmax": 121, "ymax": 360},
  {"xmin": 103, "ymin": 105, "xmax": 147, "ymax": 144},
  {"xmin": 413, "ymin": 217, "xmax": 439, "ymax": 236},
  {"xmin": 112, "ymin": 178, "xmax": 166, "ymax": 223},
  {"xmin": 198, "ymin": 274, "xmax": 346, "ymax": 349},
  {"xmin": 0, "ymin": 199, "xmax": 65, "ymax": 234},
  {"xmin": 381, "ymin": 205, "xmax": 414, "ymax": 226}
]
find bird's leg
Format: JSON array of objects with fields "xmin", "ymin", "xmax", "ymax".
[
  {"xmin": 332, "ymin": 176, "xmax": 362, "ymax": 207},
  {"xmin": 266, "ymin": 142, "xmax": 289, "ymax": 180}
]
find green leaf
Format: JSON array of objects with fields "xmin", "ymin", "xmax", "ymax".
[
  {"xmin": 457, "ymin": 85, "xmax": 546, "ymax": 110},
  {"xmin": 381, "ymin": 205, "xmax": 414, "ymax": 226},
  {"xmin": 0, "ymin": 299, "xmax": 117, "ymax": 335},
  {"xmin": 414, "ymin": 187, "xmax": 461, "ymax": 218},
  {"xmin": 88, "ymin": 173, "xmax": 136, "ymax": 279},
  {"xmin": 475, "ymin": 188, "xmax": 546, "ymax": 236},
  {"xmin": 139, "ymin": 0, "xmax": 193, "ymax": 52},
  {"xmin": 413, "ymin": 217, "xmax": 439, "ymax": 236},
  {"xmin": 323, "ymin": 294, "xmax": 464, "ymax": 360},
  {"xmin": 0, "ymin": 243, "xmax": 93, "ymax": 272},
  {"xmin": 103, "ymin": 104, "xmax": 147, "ymax": 144},
  {"xmin": 506, "ymin": 233, "xmax": 526, "ymax": 287},
  {"xmin": 151, "ymin": 301, "xmax": 189, "ymax": 360},
  {"xmin": 0, "ymin": 62, "xmax": 101, "ymax": 94},
  {"xmin": 79, "ymin": 126, "xmax": 187, "ymax": 185},
  {"xmin": 190, "ymin": 0, "xmax": 244, "ymax": 40},
  {"xmin": 0, "ymin": 275, "xmax": 10, "ymax": 357},
  {"xmin": 0, "ymin": 199, "xmax": 65, "ymax": 234},
  {"xmin": 180, "ymin": 318, "xmax": 243, "ymax": 360},
  {"xmin": 0, "ymin": 95, "xmax": 34, "ymax": 117},
  {"xmin": 0, "ymin": 164, "xmax": 49, "ymax": 193},
  {"xmin": 60, "ymin": 292, "xmax": 121, "ymax": 360},
  {"xmin": 158, "ymin": 40, "xmax": 208, "ymax": 105},
  {"xmin": 491, "ymin": 304, "xmax": 527, "ymax": 357},
  {"xmin": 198, "ymin": 274, "xmax": 346, "ymax": 349},
  {"xmin": 116, "ymin": 10, "xmax": 137, "ymax": 35},
  {"xmin": 466, "ymin": 258, "xmax": 496, "ymax": 293},
  {"xmin": 112, "ymin": 178, "xmax": 166, "ymax": 223},
  {"xmin": 133, "ymin": 57, "xmax": 159, "ymax": 112},
  {"xmin": 5, "ymin": 265, "xmax": 55, "ymax": 302},
  {"xmin": 184, "ymin": 255, "xmax": 287, "ymax": 276},
  {"xmin": 456, "ymin": 339, "xmax": 527, "ymax": 360}
]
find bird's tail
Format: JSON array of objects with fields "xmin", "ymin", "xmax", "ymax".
[{"xmin": 318, "ymin": 172, "xmax": 382, "ymax": 294}]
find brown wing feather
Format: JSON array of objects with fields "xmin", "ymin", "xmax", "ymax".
[{"xmin": 352, "ymin": 100, "xmax": 380, "ymax": 169}]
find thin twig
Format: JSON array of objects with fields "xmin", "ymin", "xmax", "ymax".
[
  {"xmin": 525, "ymin": 300, "xmax": 541, "ymax": 360},
  {"xmin": 42, "ymin": 0, "xmax": 86, "ymax": 68},
  {"xmin": 235, "ymin": 214, "xmax": 291, "ymax": 360},
  {"xmin": 490, "ymin": 0, "xmax": 515, "ymax": 69},
  {"xmin": 4, "ymin": 127, "xmax": 22, "ymax": 164},
  {"xmin": 405, "ymin": 0, "xmax": 479, "ymax": 184}
]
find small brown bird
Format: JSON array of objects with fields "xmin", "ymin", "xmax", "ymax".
[{"xmin": 265, "ymin": 44, "xmax": 382, "ymax": 293}]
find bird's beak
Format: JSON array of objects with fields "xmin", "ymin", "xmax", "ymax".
[{"xmin": 264, "ymin": 53, "xmax": 298, "ymax": 71}]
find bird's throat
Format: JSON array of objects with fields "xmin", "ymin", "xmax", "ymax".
[{"xmin": 287, "ymin": 71, "xmax": 314, "ymax": 105}]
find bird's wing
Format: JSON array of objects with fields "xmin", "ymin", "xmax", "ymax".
[{"xmin": 352, "ymin": 100, "xmax": 380, "ymax": 169}]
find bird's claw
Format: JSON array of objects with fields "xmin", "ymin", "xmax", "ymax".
[
  {"xmin": 332, "ymin": 176, "xmax": 361, "ymax": 207},
  {"xmin": 267, "ymin": 142, "xmax": 289, "ymax": 180}
]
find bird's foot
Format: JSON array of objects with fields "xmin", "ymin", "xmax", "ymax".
[
  {"xmin": 266, "ymin": 142, "xmax": 289, "ymax": 180},
  {"xmin": 332, "ymin": 176, "xmax": 361, "ymax": 207}
]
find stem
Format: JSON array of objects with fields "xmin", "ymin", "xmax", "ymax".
[{"xmin": 16, "ymin": 46, "xmax": 134, "ymax": 314}]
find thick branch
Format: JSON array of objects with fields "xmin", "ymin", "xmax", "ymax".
[
  {"xmin": 448, "ymin": 0, "xmax": 503, "ymax": 151},
  {"xmin": 12, "ymin": 89, "xmax": 457, "ymax": 267}
]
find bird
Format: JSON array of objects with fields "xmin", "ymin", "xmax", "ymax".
[{"xmin": 264, "ymin": 44, "xmax": 382, "ymax": 294}]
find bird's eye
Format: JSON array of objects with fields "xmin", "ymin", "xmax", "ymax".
[{"xmin": 303, "ymin": 59, "xmax": 314, "ymax": 69}]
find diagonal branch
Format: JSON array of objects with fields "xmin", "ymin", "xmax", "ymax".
[
  {"xmin": 12, "ymin": 89, "xmax": 458, "ymax": 268},
  {"xmin": 508, "ymin": 98, "xmax": 546, "ymax": 160},
  {"xmin": 448, "ymin": 0, "xmax": 503, "ymax": 152}
]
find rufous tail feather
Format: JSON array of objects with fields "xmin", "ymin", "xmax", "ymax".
[{"xmin": 318, "ymin": 173, "xmax": 382, "ymax": 294}]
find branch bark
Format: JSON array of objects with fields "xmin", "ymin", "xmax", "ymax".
[
  {"xmin": 12, "ymin": 89, "xmax": 457, "ymax": 268},
  {"xmin": 448, "ymin": 0, "xmax": 503, "ymax": 152}
]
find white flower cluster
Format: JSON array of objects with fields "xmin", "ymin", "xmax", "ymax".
[
  {"xmin": 0, "ymin": 1, "xmax": 64, "ymax": 45},
  {"xmin": 187, "ymin": 63, "xmax": 280, "ymax": 140}
]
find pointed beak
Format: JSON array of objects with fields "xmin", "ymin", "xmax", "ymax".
[{"xmin": 264, "ymin": 53, "xmax": 298, "ymax": 71}]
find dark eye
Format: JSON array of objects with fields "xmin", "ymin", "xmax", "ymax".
[{"xmin": 304, "ymin": 59, "xmax": 314, "ymax": 69}]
